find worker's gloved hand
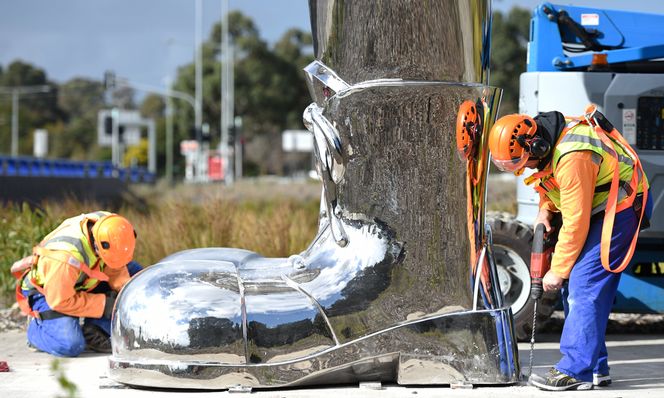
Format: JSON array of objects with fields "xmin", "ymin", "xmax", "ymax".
[{"xmin": 102, "ymin": 291, "xmax": 118, "ymax": 319}]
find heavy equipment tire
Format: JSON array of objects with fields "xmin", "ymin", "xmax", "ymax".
[{"xmin": 487, "ymin": 212, "xmax": 560, "ymax": 341}]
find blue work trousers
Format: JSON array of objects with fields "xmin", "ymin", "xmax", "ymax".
[
  {"xmin": 555, "ymin": 208, "xmax": 638, "ymax": 382},
  {"xmin": 26, "ymin": 261, "xmax": 142, "ymax": 357}
]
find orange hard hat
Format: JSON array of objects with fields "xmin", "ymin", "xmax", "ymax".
[
  {"xmin": 92, "ymin": 214, "xmax": 136, "ymax": 269},
  {"xmin": 456, "ymin": 100, "xmax": 480, "ymax": 160},
  {"xmin": 488, "ymin": 114, "xmax": 537, "ymax": 174}
]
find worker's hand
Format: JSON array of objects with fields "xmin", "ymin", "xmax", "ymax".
[
  {"xmin": 102, "ymin": 291, "xmax": 118, "ymax": 319},
  {"xmin": 535, "ymin": 208, "xmax": 554, "ymax": 232},
  {"xmin": 542, "ymin": 270, "xmax": 564, "ymax": 293}
]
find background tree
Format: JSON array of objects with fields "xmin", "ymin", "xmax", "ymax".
[
  {"xmin": 171, "ymin": 11, "xmax": 314, "ymax": 176},
  {"xmin": 490, "ymin": 7, "xmax": 530, "ymax": 116},
  {"xmin": 0, "ymin": 61, "xmax": 61, "ymax": 155},
  {"xmin": 51, "ymin": 78, "xmax": 106, "ymax": 159}
]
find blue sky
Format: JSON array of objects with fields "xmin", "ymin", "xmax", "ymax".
[{"xmin": 1, "ymin": 0, "xmax": 664, "ymax": 89}]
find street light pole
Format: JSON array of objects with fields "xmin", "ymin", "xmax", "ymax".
[
  {"xmin": 166, "ymin": 92, "xmax": 175, "ymax": 185},
  {"xmin": 11, "ymin": 91, "xmax": 18, "ymax": 156},
  {"xmin": 195, "ymin": 0, "xmax": 206, "ymax": 182},
  {"xmin": 221, "ymin": 0, "xmax": 234, "ymax": 185},
  {"xmin": 0, "ymin": 85, "xmax": 51, "ymax": 156}
]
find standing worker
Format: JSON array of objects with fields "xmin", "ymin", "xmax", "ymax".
[
  {"xmin": 11, "ymin": 211, "xmax": 142, "ymax": 357},
  {"xmin": 488, "ymin": 105, "xmax": 652, "ymax": 391}
]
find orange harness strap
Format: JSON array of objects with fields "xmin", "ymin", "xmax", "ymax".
[
  {"xmin": 13, "ymin": 247, "xmax": 109, "ymax": 319},
  {"xmin": 12, "ymin": 255, "xmax": 46, "ymax": 319},
  {"xmin": 584, "ymin": 106, "xmax": 648, "ymax": 274}
]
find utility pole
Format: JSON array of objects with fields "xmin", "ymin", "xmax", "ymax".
[
  {"xmin": 195, "ymin": 0, "xmax": 206, "ymax": 182},
  {"xmin": 166, "ymin": 94, "xmax": 174, "ymax": 185},
  {"xmin": 11, "ymin": 91, "xmax": 18, "ymax": 156},
  {"xmin": 221, "ymin": 0, "xmax": 234, "ymax": 184},
  {"xmin": 0, "ymin": 85, "xmax": 51, "ymax": 156}
]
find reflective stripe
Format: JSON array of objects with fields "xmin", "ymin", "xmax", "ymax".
[
  {"xmin": 590, "ymin": 152, "xmax": 602, "ymax": 165},
  {"xmin": 43, "ymin": 236, "xmax": 90, "ymax": 266},
  {"xmin": 561, "ymin": 134, "xmax": 616, "ymax": 157},
  {"xmin": 562, "ymin": 133, "xmax": 634, "ymax": 166}
]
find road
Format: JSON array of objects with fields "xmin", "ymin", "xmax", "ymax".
[{"xmin": 1, "ymin": 330, "xmax": 663, "ymax": 397}]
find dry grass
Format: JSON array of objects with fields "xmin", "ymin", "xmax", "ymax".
[
  {"xmin": 0, "ymin": 180, "xmax": 321, "ymax": 305},
  {"xmin": 1, "ymin": 177, "xmax": 516, "ymax": 305}
]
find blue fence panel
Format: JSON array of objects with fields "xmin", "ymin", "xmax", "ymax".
[
  {"xmin": 17, "ymin": 159, "xmax": 30, "ymax": 176},
  {"xmin": 1, "ymin": 156, "xmax": 156, "ymax": 184}
]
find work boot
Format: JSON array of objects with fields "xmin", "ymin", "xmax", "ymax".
[
  {"xmin": 109, "ymin": 0, "xmax": 519, "ymax": 390},
  {"xmin": 530, "ymin": 368, "xmax": 593, "ymax": 391},
  {"xmin": 593, "ymin": 373, "xmax": 612, "ymax": 387},
  {"xmin": 83, "ymin": 324, "xmax": 111, "ymax": 353}
]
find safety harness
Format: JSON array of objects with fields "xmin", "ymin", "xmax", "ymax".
[
  {"xmin": 524, "ymin": 105, "xmax": 648, "ymax": 273},
  {"xmin": 12, "ymin": 212, "xmax": 111, "ymax": 320}
]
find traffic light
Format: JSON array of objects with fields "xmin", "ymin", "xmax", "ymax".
[
  {"xmin": 104, "ymin": 115, "xmax": 113, "ymax": 135},
  {"xmin": 229, "ymin": 125, "xmax": 236, "ymax": 145}
]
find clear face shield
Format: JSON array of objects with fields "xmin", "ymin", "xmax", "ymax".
[{"xmin": 492, "ymin": 153, "xmax": 529, "ymax": 175}]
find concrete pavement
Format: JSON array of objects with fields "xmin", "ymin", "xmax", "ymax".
[{"xmin": 1, "ymin": 330, "xmax": 663, "ymax": 397}]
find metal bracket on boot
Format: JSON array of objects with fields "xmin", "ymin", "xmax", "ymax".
[{"xmin": 304, "ymin": 102, "xmax": 348, "ymax": 247}]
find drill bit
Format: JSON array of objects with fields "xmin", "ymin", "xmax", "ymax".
[{"xmin": 528, "ymin": 299, "xmax": 538, "ymax": 380}]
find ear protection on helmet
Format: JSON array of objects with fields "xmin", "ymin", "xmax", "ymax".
[{"xmin": 515, "ymin": 118, "xmax": 550, "ymax": 159}]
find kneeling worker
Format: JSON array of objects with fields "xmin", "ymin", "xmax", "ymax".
[
  {"xmin": 488, "ymin": 106, "xmax": 651, "ymax": 391},
  {"xmin": 11, "ymin": 211, "xmax": 142, "ymax": 357}
]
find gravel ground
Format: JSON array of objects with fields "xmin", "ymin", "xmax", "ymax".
[{"xmin": 0, "ymin": 303, "xmax": 26, "ymax": 332}]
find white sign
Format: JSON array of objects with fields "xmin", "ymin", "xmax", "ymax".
[
  {"xmin": 282, "ymin": 130, "xmax": 314, "ymax": 152},
  {"xmin": 622, "ymin": 108, "xmax": 637, "ymax": 145},
  {"xmin": 33, "ymin": 129, "xmax": 48, "ymax": 158},
  {"xmin": 581, "ymin": 13, "xmax": 600, "ymax": 26}
]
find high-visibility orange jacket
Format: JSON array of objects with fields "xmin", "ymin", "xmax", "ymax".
[
  {"xmin": 539, "ymin": 151, "xmax": 599, "ymax": 278},
  {"xmin": 19, "ymin": 212, "xmax": 131, "ymax": 318},
  {"xmin": 35, "ymin": 254, "xmax": 130, "ymax": 318}
]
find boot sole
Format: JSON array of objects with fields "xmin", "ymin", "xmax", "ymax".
[{"xmin": 593, "ymin": 375, "xmax": 612, "ymax": 387}]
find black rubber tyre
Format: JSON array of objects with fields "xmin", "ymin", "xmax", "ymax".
[{"xmin": 487, "ymin": 212, "xmax": 559, "ymax": 341}]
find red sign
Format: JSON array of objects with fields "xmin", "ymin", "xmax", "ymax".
[{"xmin": 208, "ymin": 155, "xmax": 224, "ymax": 181}]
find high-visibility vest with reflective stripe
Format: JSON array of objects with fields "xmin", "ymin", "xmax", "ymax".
[
  {"xmin": 23, "ymin": 211, "xmax": 112, "ymax": 291},
  {"xmin": 539, "ymin": 122, "xmax": 647, "ymax": 213}
]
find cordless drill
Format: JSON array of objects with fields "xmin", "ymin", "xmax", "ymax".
[
  {"xmin": 530, "ymin": 224, "xmax": 557, "ymax": 300},
  {"xmin": 530, "ymin": 214, "xmax": 562, "ymax": 300}
]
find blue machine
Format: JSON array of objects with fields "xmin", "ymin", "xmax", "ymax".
[
  {"xmin": 527, "ymin": 3, "xmax": 664, "ymax": 72},
  {"xmin": 491, "ymin": 2, "xmax": 664, "ymax": 339}
]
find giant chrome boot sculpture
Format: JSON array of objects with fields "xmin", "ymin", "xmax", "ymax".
[{"xmin": 109, "ymin": 0, "xmax": 519, "ymax": 389}]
